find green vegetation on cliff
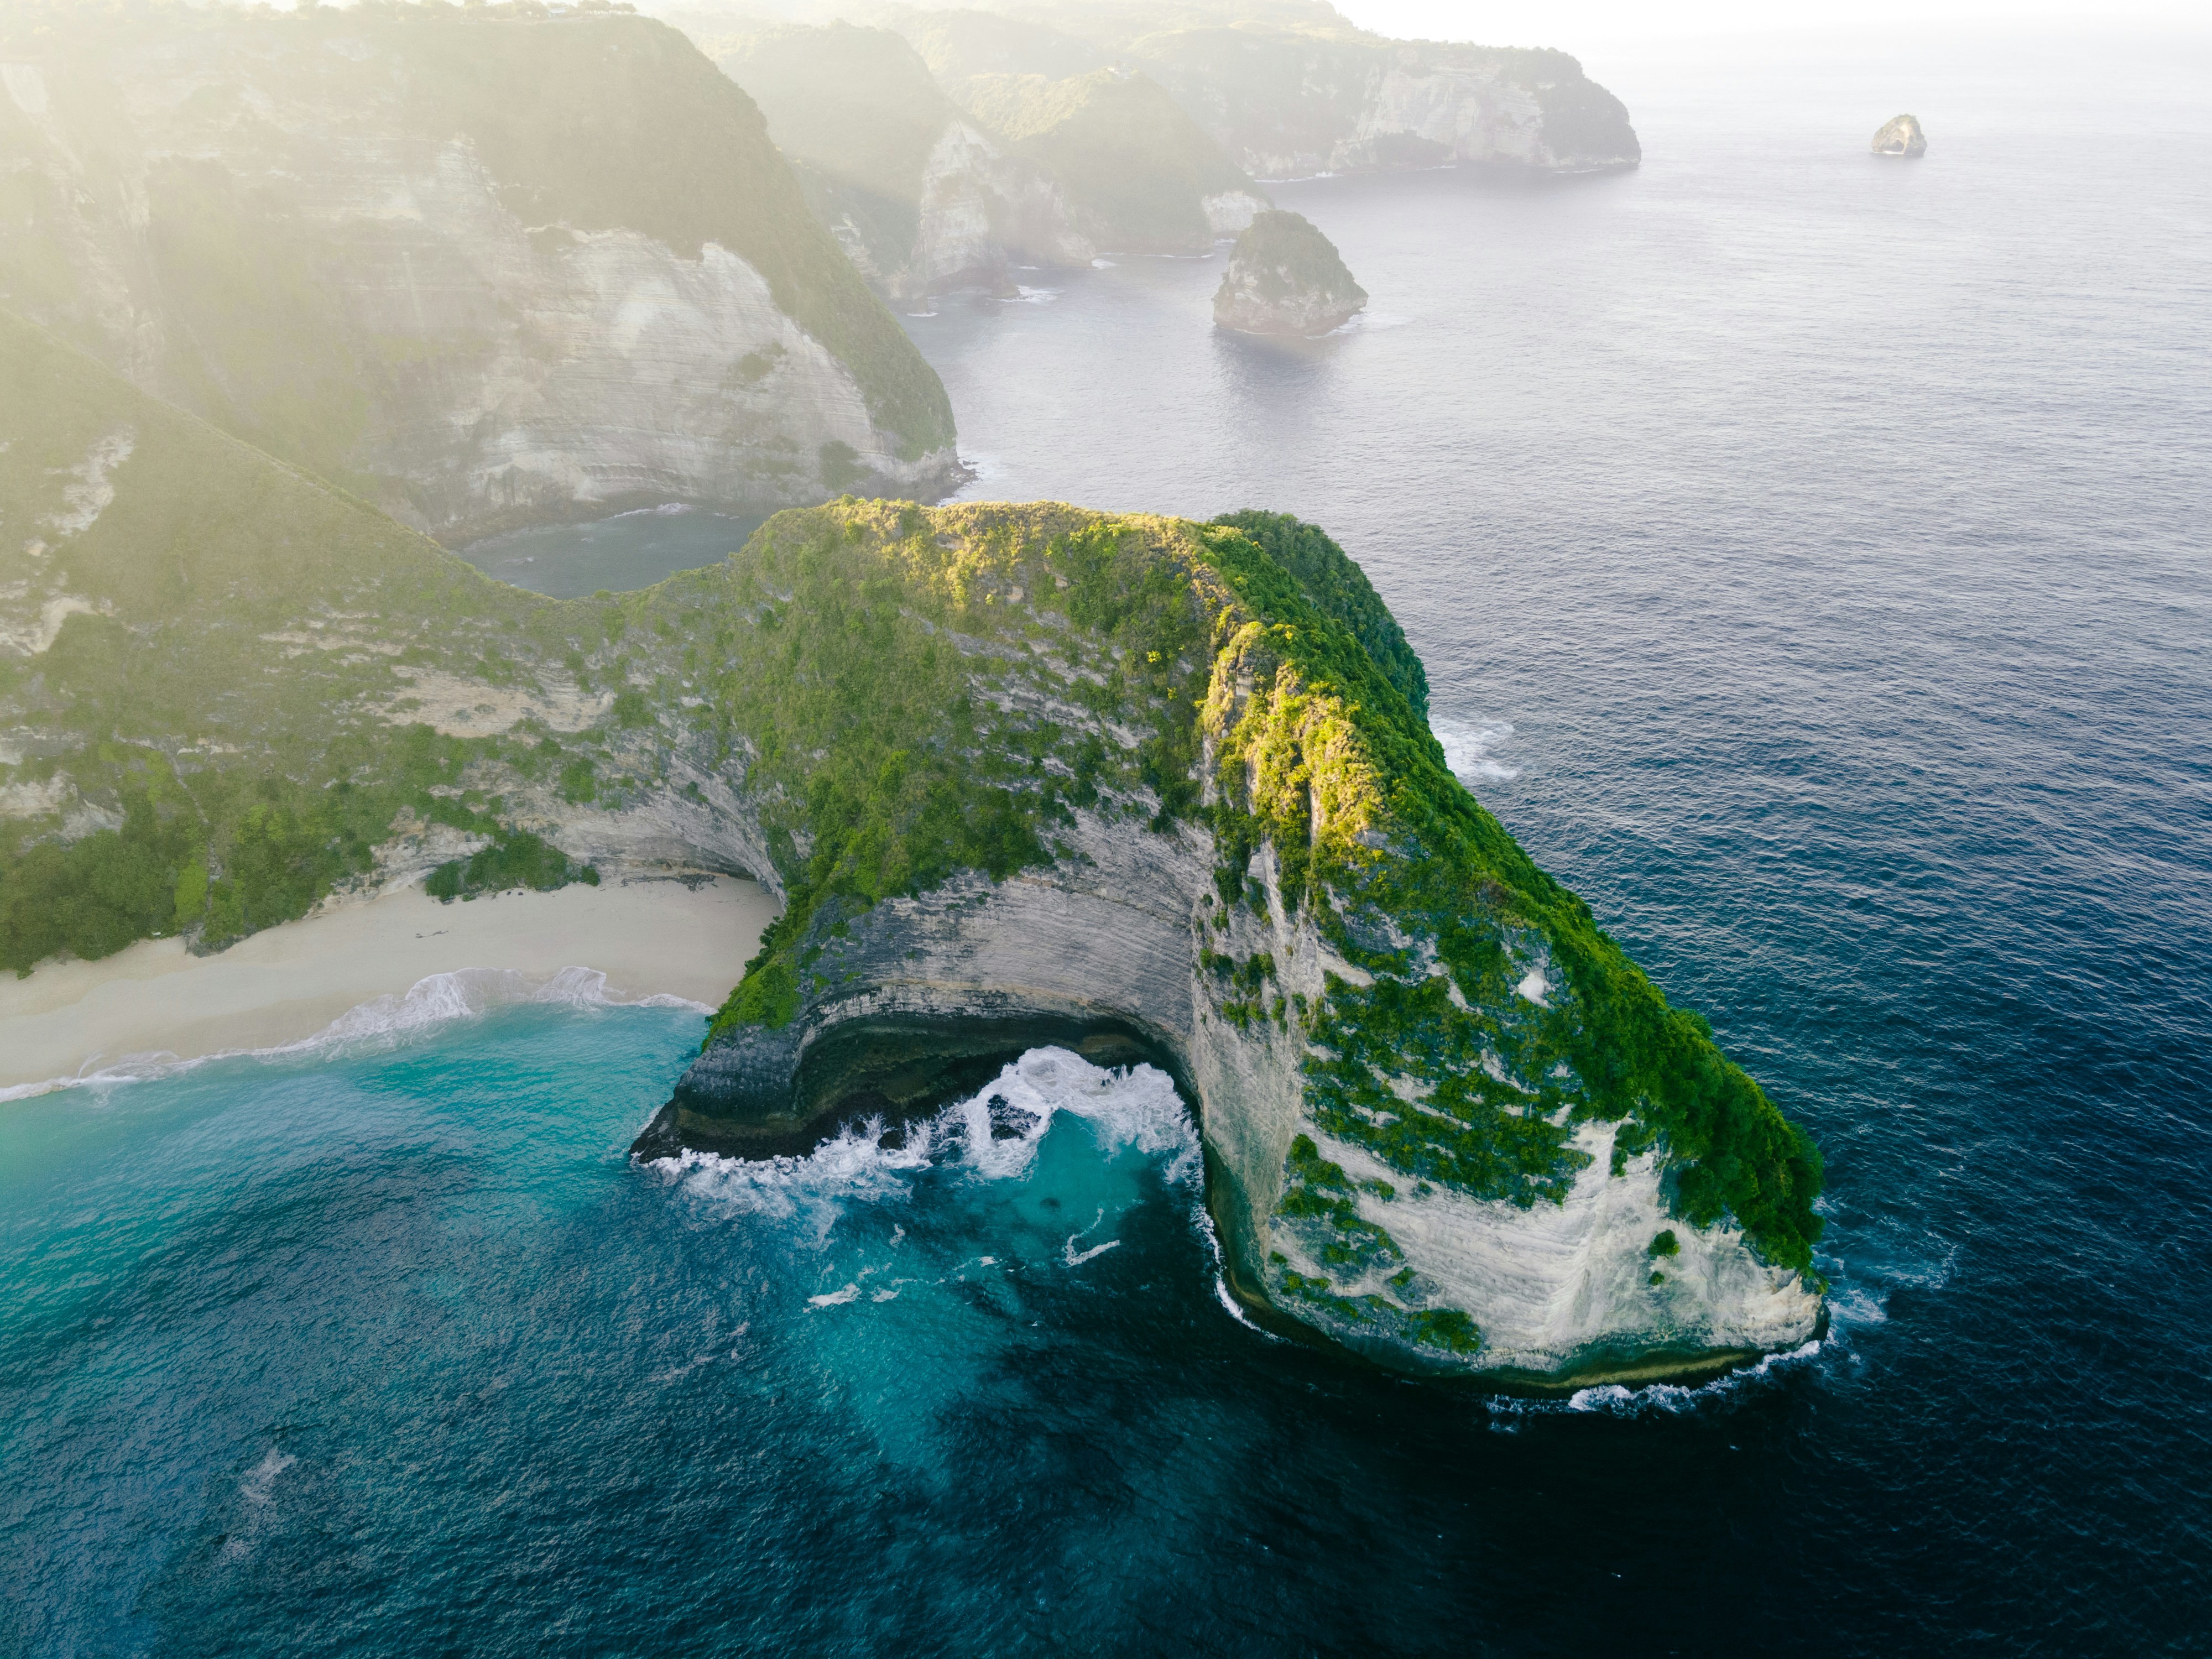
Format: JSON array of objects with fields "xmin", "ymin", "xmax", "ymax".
[
  {"xmin": 3, "ymin": 310, "xmax": 1813, "ymax": 1284},
  {"xmin": 1211, "ymin": 510, "xmax": 1425, "ymax": 718},
  {"xmin": 425, "ymin": 829, "xmax": 599, "ymax": 904},
  {"xmin": 688, "ymin": 500, "xmax": 1820, "ymax": 1274},
  {"xmin": 1211, "ymin": 210, "xmax": 1368, "ymax": 332},
  {"xmin": 697, "ymin": 20, "xmax": 968, "ymax": 291},
  {"xmin": 695, "ymin": 503, "xmax": 1216, "ymax": 1042},
  {"xmin": 0, "ymin": 314, "xmax": 616, "ymax": 971},
  {"xmin": 961, "ymin": 69, "xmax": 1257, "ymax": 252},
  {"xmin": 1189, "ymin": 525, "xmax": 1822, "ymax": 1272}
]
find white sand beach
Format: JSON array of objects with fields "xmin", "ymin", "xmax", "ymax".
[{"xmin": 0, "ymin": 875, "xmax": 778, "ymax": 1094}]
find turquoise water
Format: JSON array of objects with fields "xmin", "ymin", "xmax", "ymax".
[{"xmin": 1, "ymin": 1013, "xmax": 1238, "ymax": 1653}]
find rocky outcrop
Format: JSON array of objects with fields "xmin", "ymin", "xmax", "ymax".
[
  {"xmin": 629, "ymin": 502, "xmax": 1825, "ymax": 1388},
  {"xmin": 891, "ymin": 6, "xmax": 1641, "ymax": 180},
  {"xmin": 1213, "ymin": 211, "xmax": 1368, "ymax": 336},
  {"xmin": 1872, "ymin": 114, "xmax": 1928, "ymax": 158},
  {"xmin": 0, "ymin": 6, "xmax": 958, "ymax": 542}
]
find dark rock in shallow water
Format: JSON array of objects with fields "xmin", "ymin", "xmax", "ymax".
[
  {"xmin": 630, "ymin": 1009, "xmax": 1177, "ymax": 1164},
  {"xmin": 1872, "ymin": 113, "xmax": 1928, "ymax": 157},
  {"xmin": 1213, "ymin": 210, "xmax": 1368, "ymax": 336}
]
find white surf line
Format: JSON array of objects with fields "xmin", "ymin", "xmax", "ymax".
[{"xmin": 0, "ymin": 875, "xmax": 775, "ymax": 1097}]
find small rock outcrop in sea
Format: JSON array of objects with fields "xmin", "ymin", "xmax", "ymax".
[
  {"xmin": 1213, "ymin": 211, "xmax": 1369, "ymax": 337},
  {"xmin": 1872, "ymin": 114, "xmax": 1928, "ymax": 157}
]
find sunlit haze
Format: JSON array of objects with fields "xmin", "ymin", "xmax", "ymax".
[{"xmin": 3, "ymin": 0, "xmax": 2206, "ymax": 1648}]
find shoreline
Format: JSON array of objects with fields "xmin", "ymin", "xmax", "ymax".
[{"xmin": 0, "ymin": 874, "xmax": 778, "ymax": 1097}]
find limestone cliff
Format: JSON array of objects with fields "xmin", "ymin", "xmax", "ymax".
[
  {"xmin": 1213, "ymin": 211, "xmax": 1367, "ymax": 336},
  {"xmin": 634, "ymin": 502, "xmax": 1824, "ymax": 1386},
  {"xmin": 943, "ymin": 68, "xmax": 1269, "ymax": 257},
  {"xmin": 3, "ymin": 319, "xmax": 1820, "ymax": 1387},
  {"xmin": 693, "ymin": 20, "xmax": 1093, "ymax": 307},
  {"xmin": 891, "ymin": 3, "xmax": 1641, "ymax": 179},
  {"xmin": 0, "ymin": 4, "xmax": 958, "ymax": 542},
  {"xmin": 685, "ymin": 19, "xmax": 1265, "ymax": 301},
  {"xmin": 1872, "ymin": 114, "xmax": 1928, "ymax": 158}
]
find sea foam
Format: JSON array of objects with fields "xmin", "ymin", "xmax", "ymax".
[
  {"xmin": 652, "ymin": 1046, "xmax": 1198, "ymax": 1239},
  {"xmin": 0, "ymin": 966, "xmax": 703, "ymax": 1102}
]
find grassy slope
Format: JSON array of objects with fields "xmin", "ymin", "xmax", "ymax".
[
  {"xmin": 962, "ymin": 69, "xmax": 1257, "ymax": 252},
  {"xmin": 1, "ymin": 320, "xmax": 1813, "ymax": 1279},
  {"xmin": 697, "ymin": 502, "xmax": 1823, "ymax": 1276},
  {"xmin": 0, "ymin": 315, "xmax": 609, "ymax": 970},
  {"xmin": 0, "ymin": 3, "xmax": 953, "ymax": 466}
]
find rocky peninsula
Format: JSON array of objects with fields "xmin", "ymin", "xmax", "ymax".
[
  {"xmin": 2, "ymin": 312, "xmax": 1823, "ymax": 1389},
  {"xmin": 1213, "ymin": 212, "xmax": 1369, "ymax": 337}
]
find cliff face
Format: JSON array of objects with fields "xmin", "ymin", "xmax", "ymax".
[
  {"xmin": 958, "ymin": 70, "xmax": 1269, "ymax": 255},
  {"xmin": 893, "ymin": 6, "xmax": 1641, "ymax": 180},
  {"xmin": 4, "ymin": 323, "xmax": 1818, "ymax": 1385},
  {"xmin": 1213, "ymin": 211, "xmax": 1368, "ymax": 336},
  {"xmin": 700, "ymin": 22, "xmax": 1091, "ymax": 307},
  {"xmin": 698, "ymin": 22, "xmax": 1264, "ymax": 304},
  {"xmin": 639, "ymin": 502, "xmax": 1824, "ymax": 1386},
  {"xmin": 684, "ymin": 6, "xmax": 1631, "ymax": 305},
  {"xmin": 0, "ymin": 7, "xmax": 958, "ymax": 542}
]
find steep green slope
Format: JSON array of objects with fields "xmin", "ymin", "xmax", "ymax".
[
  {"xmin": 690, "ymin": 502, "xmax": 1822, "ymax": 1276},
  {"xmin": 696, "ymin": 20, "xmax": 971, "ymax": 293},
  {"xmin": 707, "ymin": 22, "xmax": 963, "ymax": 208},
  {"xmin": 1213, "ymin": 510, "xmax": 1423, "ymax": 718},
  {"xmin": 2, "ymin": 314, "xmax": 1816, "ymax": 1310},
  {"xmin": 962, "ymin": 69, "xmax": 1258, "ymax": 251},
  {"xmin": 0, "ymin": 314, "xmax": 596, "ymax": 970}
]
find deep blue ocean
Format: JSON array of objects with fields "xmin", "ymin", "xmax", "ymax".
[{"xmin": 6, "ymin": 29, "xmax": 2210, "ymax": 1657}]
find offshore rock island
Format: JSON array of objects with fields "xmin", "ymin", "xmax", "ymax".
[
  {"xmin": 1213, "ymin": 211, "xmax": 1369, "ymax": 336},
  {"xmin": 2, "ymin": 321, "xmax": 1819, "ymax": 1386},
  {"xmin": 1872, "ymin": 114, "xmax": 1929, "ymax": 156}
]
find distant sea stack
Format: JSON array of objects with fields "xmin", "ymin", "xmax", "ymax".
[
  {"xmin": 1213, "ymin": 211, "xmax": 1368, "ymax": 337},
  {"xmin": 1872, "ymin": 114, "xmax": 1928, "ymax": 157}
]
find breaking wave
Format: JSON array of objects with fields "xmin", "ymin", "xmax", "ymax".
[
  {"xmin": 1433, "ymin": 716, "xmax": 1521, "ymax": 784},
  {"xmin": 1483, "ymin": 1335, "xmax": 1830, "ymax": 1425},
  {"xmin": 649, "ymin": 1046, "xmax": 1197, "ymax": 1239}
]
